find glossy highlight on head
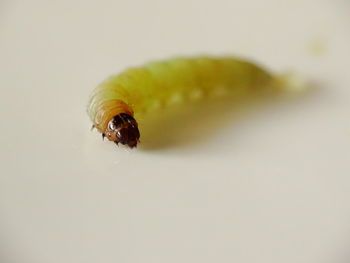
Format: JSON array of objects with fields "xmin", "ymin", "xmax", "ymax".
[{"xmin": 103, "ymin": 113, "xmax": 140, "ymax": 148}]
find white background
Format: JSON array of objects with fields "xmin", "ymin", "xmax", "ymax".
[{"xmin": 1, "ymin": 0, "xmax": 350, "ymax": 262}]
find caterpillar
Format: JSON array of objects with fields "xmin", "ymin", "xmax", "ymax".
[{"xmin": 87, "ymin": 56, "xmax": 293, "ymax": 148}]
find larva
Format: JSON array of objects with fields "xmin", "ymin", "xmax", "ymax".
[{"xmin": 87, "ymin": 56, "xmax": 287, "ymax": 148}]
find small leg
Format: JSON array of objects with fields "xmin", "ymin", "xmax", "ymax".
[
  {"xmin": 102, "ymin": 133, "xmax": 105, "ymax": 140},
  {"xmin": 90, "ymin": 124, "xmax": 95, "ymax": 131}
]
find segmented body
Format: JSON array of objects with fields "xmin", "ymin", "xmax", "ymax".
[{"xmin": 87, "ymin": 56, "xmax": 277, "ymax": 147}]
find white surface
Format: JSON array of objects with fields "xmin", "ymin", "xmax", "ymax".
[{"xmin": 1, "ymin": 0, "xmax": 350, "ymax": 262}]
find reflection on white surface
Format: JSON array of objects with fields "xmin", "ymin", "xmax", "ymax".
[{"xmin": 1, "ymin": 0, "xmax": 350, "ymax": 263}]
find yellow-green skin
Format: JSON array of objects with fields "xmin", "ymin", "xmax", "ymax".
[{"xmin": 87, "ymin": 56, "xmax": 274, "ymax": 132}]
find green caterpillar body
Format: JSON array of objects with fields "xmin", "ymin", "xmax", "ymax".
[{"xmin": 87, "ymin": 56, "xmax": 279, "ymax": 147}]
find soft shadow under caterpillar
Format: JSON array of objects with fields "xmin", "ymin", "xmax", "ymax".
[{"xmin": 87, "ymin": 56, "xmax": 298, "ymax": 148}]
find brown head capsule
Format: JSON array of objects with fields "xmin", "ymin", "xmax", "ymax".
[{"xmin": 104, "ymin": 113, "xmax": 140, "ymax": 148}]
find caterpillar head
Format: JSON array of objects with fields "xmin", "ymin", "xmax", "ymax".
[{"xmin": 104, "ymin": 113, "xmax": 140, "ymax": 148}]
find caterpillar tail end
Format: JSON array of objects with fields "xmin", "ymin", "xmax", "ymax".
[{"xmin": 273, "ymin": 71, "xmax": 309, "ymax": 94}]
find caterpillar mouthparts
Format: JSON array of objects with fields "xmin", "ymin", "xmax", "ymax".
[{"xmin": 103, "ymin": 113, "xmax": 140, "ymax": 148}]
